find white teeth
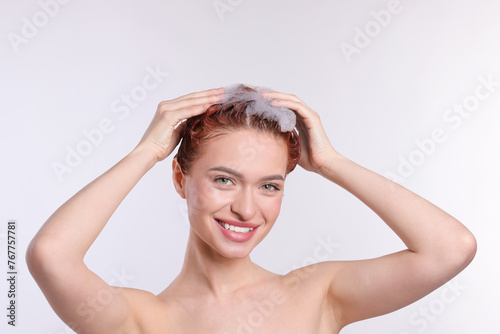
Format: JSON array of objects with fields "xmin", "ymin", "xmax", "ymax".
[{"xmin": 217, "ymin": 220, "xmax": 254, "ymax": 233}]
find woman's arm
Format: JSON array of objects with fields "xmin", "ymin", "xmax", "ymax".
[
  {"xmin": 26, "ymin": 88, "xmax": 225, "ymax": 333},
  {"xmin": 29, "ymin": 147, "xmax": 156, "ymax": 263},
  {"xmin": 261, "ymin": 90, "xmax": 476, "ymax": 328},
  {"xmin": 317, "ymin": 152, "xmax": 477, "ymax": 326},
  {"xmin": 26, "ymin": 147, "xmax": 156, "ymax": 333}
]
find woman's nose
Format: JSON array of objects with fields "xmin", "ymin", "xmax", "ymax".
[{"xmin": 230, "ymin": 188, "xmax": 257, "ymax": 221}]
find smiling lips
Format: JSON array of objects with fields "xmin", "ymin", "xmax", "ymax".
[
  {"xmin": 215, "ymin": 218, "xmax": 259, "ymax": 242},
  {"xmin": 217, "ymin": 219, "xmax": 254, "ymax": 233}
]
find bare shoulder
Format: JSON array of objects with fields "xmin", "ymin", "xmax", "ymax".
[{"xmin": 115, "ymin": 286, "xmax": 158, "ymax": 302}]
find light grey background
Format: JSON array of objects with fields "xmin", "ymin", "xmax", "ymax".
[{"xmin": 1, "ymin": 0, "xmax": 499, "ymax": 333}]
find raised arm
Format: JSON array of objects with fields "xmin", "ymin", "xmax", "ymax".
[
  {"xmin": 261, "ymin": 91, "xmax": 477, "ymax": 328},
  {"xmin": 26, "ymin": 88, "xmax": 225, "ymax": 333},
  {"xmin": 317, "ymin": 153, "xmax": 476, "ymax": 326}
]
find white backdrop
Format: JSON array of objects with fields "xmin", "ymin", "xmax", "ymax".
[{"xmin": 1, "ymin": 0, "xmax": 499, "ymax": 333}]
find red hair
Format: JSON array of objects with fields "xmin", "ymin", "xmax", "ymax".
[{"xmin": 175, "ymin": 94, "xmax": 301, "ymax": 175}]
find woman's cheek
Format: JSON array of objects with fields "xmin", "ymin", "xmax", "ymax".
[
  {"xmin": 259, "ymin": 195, "xmax": 283, "ymax": 222},
  {"xmin": 186, "ymin": 181, "xmax": 226, "ymax": 212}
]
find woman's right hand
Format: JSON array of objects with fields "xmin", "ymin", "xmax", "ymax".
[{"xmin": 135, "ymin": 87, "xmax": 225, "ymax": 162}]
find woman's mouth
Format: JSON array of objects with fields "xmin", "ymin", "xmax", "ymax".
[
  {"xmin": 216, "ymin": 219, "xmax": 254, "ymax": 233},
  {"xmin": 214, "ymin": 218, "xmax": 259, "ymax": 242}
]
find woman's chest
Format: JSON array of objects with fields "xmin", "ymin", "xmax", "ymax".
[{"xmin": 144, "ymin": 284, "xmax": 339, "ymax": 334}]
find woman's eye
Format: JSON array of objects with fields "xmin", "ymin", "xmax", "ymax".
[
  {"xmin": 215, "ymin": 177, "xmax": 232, "ymax": 185},
  {"xmin": 214, "ymin": 178, "xmax": 280, "ymax": 192},
  {"xmin": 262, "ymin": 184, "xmax": 280, "ymax": 192}
]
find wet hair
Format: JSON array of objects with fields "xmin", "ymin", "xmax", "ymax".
[
  {"xmin": 175, "ymin": 84, "xmax": 301, "ymax": 175},
  {"xmin": 221, "ymin": 83, "xmax": 297, "ymax": 132}
]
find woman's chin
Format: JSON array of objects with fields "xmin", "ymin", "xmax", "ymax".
[
  {"xmin": 216, "ymin": 245, "xmax": 252, "ymax": 260},
  {"xmin": 189, "ymin": 224, "xmax": 259, "ymax": 259}
]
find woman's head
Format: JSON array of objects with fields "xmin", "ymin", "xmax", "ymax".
[
  {"xmin": 172, "ymin": 84, "xmax": 301, "ymax": 259},
  {"xmin": 175, "ymin": 85, "xmax": 301, "ymax": 176}
]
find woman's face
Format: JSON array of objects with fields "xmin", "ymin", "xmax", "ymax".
[{"xmin": 177, "ymin": 129, "xmax": 288, "ymax": 259}]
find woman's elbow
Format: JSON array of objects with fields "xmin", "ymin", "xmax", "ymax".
[
  {"xmin": 428, "ymin": 221, "xmax": 477, "ymax": 274},
  {"xmin": 458, "ymin": 230, "xmax": 477, "ymax": 267},
  {"xmin": 441, "ymin": 227, "xmax": 477, "ymax": 272},
  {"xmin": 25, "ymin": 237, "xmax": 59, "ymax": 278},
  {"xmin": 26, "ymin": 238, "xmax": 47, "ymax": 276}
]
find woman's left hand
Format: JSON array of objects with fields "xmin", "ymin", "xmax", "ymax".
[{"xmin": 261, "ymin": 91, "xmax": 340, "ymax": 174}]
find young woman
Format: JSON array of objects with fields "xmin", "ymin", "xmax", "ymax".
[{"xmin": 27, "ymin": 85, "xmax": 477, "ymax": 333}]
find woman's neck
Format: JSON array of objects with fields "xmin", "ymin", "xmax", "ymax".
[{"xmin": 173, "ymin": 229, "xmax": 271, "ymax": 299}]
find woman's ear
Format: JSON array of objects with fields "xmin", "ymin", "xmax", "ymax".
[{"xmin": 172, "ymin": 157, "xmax": 186, "ymax": 199}]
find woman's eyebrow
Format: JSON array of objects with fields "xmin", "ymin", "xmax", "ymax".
[{"xmin": 208, "ymin": 166, "xmax": 284, "ymax": 182}]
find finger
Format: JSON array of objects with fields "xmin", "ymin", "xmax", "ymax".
[
  {"xmin": 295, "ymin": 113, "xmax": 308, "ymax": 134},
  {"xmin": 170, "ymin": 120, "xmax": 187, "ymax": 148},
  {"xmin": 169, "ymin": 87, "xmax": 225, "ymax": 103},
  {"xmin": 172, "ymin": 87, "xmax": 224, "ymax": 102},
  {"xmin": 167, "ymin": 92, "xmax": 225, "ymax": 113},
  {"xmin": 260, "ymin": 91, "xmax": 302, "ymax": 103},
  {"xmin": 266, "ymin": 98, "xmax": 319, "ymax": 124},
  {"xmin": 260, "ymin": 91, "xmax": 317, "ymax": 120},
  {"xmin": 174, "ymin": 118, "xmax": 187, "ymax": 130},
  {"xmin": 156, "ymin": 93, "xmax": 224, "ymax": 129},
  {"xmin": 169, "ymin": 97, "xmax": 225, "ymax": 124}
]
